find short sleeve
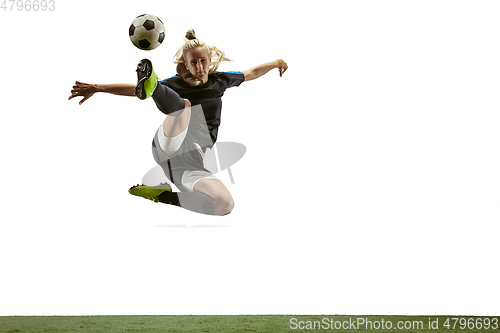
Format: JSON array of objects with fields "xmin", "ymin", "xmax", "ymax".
[{"xmin": 217, "ymin": 71, "xmax": 245, "ymax": 89}]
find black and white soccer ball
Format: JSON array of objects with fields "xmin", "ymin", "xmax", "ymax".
[{"xmin": 129, "ymin": 14, "xmax": 165, "ymax": 50}]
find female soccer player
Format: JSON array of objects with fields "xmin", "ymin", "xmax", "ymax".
[{"xmin": 69, "ymin": 29, "xmax": 288, "ymax": 216}]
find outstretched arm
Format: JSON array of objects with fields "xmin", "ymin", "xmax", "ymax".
[
  {"xmin": 243, "ymin": 59, "xmax": 288, "ymax": 82},
  {"xmin": 68, "ymin": 81, "xmax": 136, "ymax": 105}
]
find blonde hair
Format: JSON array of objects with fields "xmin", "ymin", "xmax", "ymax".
[{"xmin": 173, "ymin": 29, "xmax": 231, "ymax": 86}]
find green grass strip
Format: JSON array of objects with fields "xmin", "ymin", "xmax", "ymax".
[{"xmin": 0, "ymin": 315, "xmax": 498, "ymax": 333}]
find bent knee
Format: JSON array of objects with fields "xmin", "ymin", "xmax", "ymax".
[{"xmin": 214, "ymin": 194, "xmax": 234, "ymax": 216}]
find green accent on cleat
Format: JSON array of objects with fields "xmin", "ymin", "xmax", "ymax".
[
  {"xmin": 135, "ymin": 59, "xmax": 158, "ymax": 100},
  {"xmin": 128, "ymin": 183, "xmax": 172, "ymax": 203}
]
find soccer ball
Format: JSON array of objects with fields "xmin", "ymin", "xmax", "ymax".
[{"xmin": 129, "ymin": 14, "xmax": 165, "ymax": 50}]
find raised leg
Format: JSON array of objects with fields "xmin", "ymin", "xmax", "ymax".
[
  {"xmin": 150, "ymin": 82, "xmax": 192, "ymax": 137},
  {"xmin": 162, "ymin": 99, "xmax": 191, "ymax": 137}
]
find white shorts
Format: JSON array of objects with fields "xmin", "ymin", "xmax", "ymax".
[{"xmin": 156, "ymin": 124, "xmax": 217, "ymax": 192}]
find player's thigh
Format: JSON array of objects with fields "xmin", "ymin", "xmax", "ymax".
[
  {"xmin": 162, "ymin": 99, "xmax": 191, "ymax": 137},
  {"xmin": 194, "ymin": 178, "xmax": 234, "ymax": 206}
]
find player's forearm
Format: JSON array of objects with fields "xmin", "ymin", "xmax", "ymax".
[
  {"xmin": 243, "ymin": 60, "xmax": 278, "ymax": 81},
  {"xmin": 95, "ymin": 83, "xmax": 136, "ymax": 96}
]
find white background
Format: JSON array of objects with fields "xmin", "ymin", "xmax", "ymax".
[{"xmin": 1, "ymin": 0, "xmax": 499, "ymax": 316}]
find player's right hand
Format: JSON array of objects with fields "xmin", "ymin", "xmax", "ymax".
[{"xmin": 68, "ymin": 81, "xmax": 96, "ymax": 105}]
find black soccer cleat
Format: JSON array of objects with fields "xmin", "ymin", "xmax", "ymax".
[{"xmin": 135, "ymin": 59, "xmax": 158, "ymax": 100}]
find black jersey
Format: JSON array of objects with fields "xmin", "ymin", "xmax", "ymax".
[{"xmin": 159, "ymin": 71, "xmax": 245, "ymax": 144}]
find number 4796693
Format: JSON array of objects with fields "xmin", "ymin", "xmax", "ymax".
[
  {"xmin": 443, "ymin": 318, "xmax": 498, "ymax": 330},
  {"xmin": 1, "ymin": 0, "xmax": 55, "ymax": 11}
]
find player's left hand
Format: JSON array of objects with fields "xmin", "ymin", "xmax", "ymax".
[{"xmin": 275, "ymin": 59, "xmax": 288, "ymax": 77}]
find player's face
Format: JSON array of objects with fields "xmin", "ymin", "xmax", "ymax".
[{"xmin": 184, "ymin": 47, "xmax": 211, "ymax": 84}]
